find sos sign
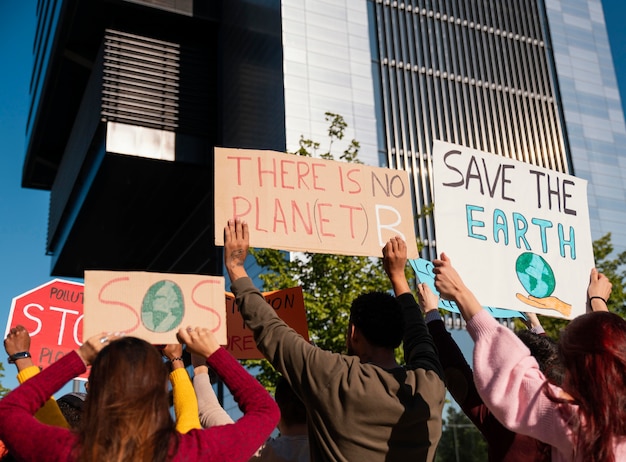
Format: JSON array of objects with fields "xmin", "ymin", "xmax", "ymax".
[{"xmin": 5, "ymin": 279, "xmax": 84, "ymax": 372}]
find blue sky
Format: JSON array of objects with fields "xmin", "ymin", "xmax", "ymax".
[{"xmin": 1, "ymin": 1, "xmax": 626, "ymax": 393}]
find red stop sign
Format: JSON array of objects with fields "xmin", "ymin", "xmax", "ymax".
[{"xmin": 6, "ymin": 279, "xmax": 84, "ymax": 373}]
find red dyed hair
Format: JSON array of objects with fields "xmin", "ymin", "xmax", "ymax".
[{"xmin": 557, "ymin": 311, "xmax": 626, "ymax": 461}]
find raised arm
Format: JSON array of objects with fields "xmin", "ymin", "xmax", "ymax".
[
  {"xmin": 4, "ymin": 325, "xmax": 69, "ymax": 428},
  {"xmin": 223, "ymin": 219, "xmax": 342, "ymax": 399},
  {"xmin": 162, "ymin": 343, "xmax": 202, "ymax": 433},
  {"xmin": 224, "ymin": 218, "xmax": 250, "ymax": 283},
  {"xmin": 191, "ymin": 353, "xmax": 234, "ymax": 427},
  {"xmin": 419, "ymin": 285, "xmax": 493, "ymax": 431},
  {"xmin": 433, "ymin": 253, "xmax": 483, "ymax": 322},
  {"xmin": 587, "ymin": 267, "xmax": 612, "ymax": 312},
  {"xmin": 382, "ymin": 238, "xmax": 442, "ymax": 377},
  {"xmin": 177, "ymin": 326, "xmax": 279, "ymax": 460},
  {"xmin": 0, "ymin": 331, "xmax": 123, "ymax": 461}
]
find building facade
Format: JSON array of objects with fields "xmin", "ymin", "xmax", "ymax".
[
  {"xmin": 282, "ymin": 0, "xmax": 626, "ymax": 260},
  {"xmin": 24, "ymin": 0, "xmax": 285, "ymax": 278}
]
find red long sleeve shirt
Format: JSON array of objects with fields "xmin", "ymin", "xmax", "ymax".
[{"xmin": 0, "ymin": 347, "xmax": 279, "ymax": 462}]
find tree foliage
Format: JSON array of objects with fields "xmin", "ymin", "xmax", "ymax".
[
  {"xmin": 0, "ymin": 362, "xmax": 11, "ymax": 398},
  {"xmin": 243, "ymin": 112, "xmax": 398, "ymax": 387},
  {"xmin": 436, "ymin": 406, "xmax": 487, "ymax": 462}
]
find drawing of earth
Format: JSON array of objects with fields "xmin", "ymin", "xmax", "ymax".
[
  {"xmin": 141, "ymin": 280, "xmax": 185, "ymax": 333},
  {"xmin": 515, "ymin": 252, "xmax": 556, "ymax": 298}
]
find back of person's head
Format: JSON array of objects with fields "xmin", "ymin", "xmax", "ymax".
[
  {"xmin": 349, "ymin": 291, "xmax": 404, "ymax": 349},
  {"xmin": 57, "ymin": 392, "xmax": 87, "ymax": 430},
  {"xmin": 275, "ymin": 377, "xmax": 307, "ymax": 431},
  {"xmin": 558, "ymin": 311, "xmax": 626, "ymax": 461},
  {"xmin": 516, "ymin": 330, "xmax": 564, "ymax": 386},
  {"xmin": 78, "ymin": 336, "xmax": 175, "ymax": 462}
]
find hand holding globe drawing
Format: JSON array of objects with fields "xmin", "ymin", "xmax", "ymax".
[{"xmin": 515, "ymin": 252, "xmax": 572, "ymax": 317}]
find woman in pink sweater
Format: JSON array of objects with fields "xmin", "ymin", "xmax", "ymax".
[
  {"xmin": 0, "ymin": 326, "xmax": 279, "ymax": 462},
  {"xmin": 433, "ymin": 253, "xmax": 626, "ymax": 462}
]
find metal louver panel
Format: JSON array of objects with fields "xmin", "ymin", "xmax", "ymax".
[{"xmin": 101, "ymin": 29, "xmax": 181, "ymax": 131}]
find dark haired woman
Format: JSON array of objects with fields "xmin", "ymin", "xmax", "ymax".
[{"xmin": 0, "ymin": 326, "xmax": 279, "ymax": 462}]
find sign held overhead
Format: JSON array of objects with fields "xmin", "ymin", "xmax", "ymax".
[{"xmin": 214, "ymin": 147, "xmax": 419, "ymax": 258}]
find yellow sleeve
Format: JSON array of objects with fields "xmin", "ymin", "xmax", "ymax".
[
  {"xmin": 17, "ymin": 366, "xmax": 70, "ymax": 429},
  {"xmin": 170, "ymin": 367, "xmax": 202, "ymax": 433}
]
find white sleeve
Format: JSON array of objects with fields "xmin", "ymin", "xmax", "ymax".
[{"xmin": 193, "ymin": 371, "xmax": 235, "ymax": 427}]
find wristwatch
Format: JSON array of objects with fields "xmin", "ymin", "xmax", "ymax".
[{"xmin": 8, "ymin": 351, "xmax": 31, "ymax": 364}]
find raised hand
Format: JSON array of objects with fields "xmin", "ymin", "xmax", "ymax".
[
  {"xmin": 588, "ymin": 267, "xmax": 612, "ymax": 312},
  {"xmin": 382, "ymin": 236, "xmax": 410, "ymax": 295},
  {"xmin": 177, "ymin": 326, "xmax": 220, "ymax": 359},
  {"xmin": 433, "ymin": 253, "xmax": 482, "ymax": 321},
  {"xmin": 4, "ymin": 325, "xmax": 31, "ymax": 356},
  {"xmin": 224, "ymin": 218, "xmax": 250, "ymax": 282},
  {"xmin": 417, "ymin": 283, "xmax": 439, "ymax": 314},
  {"xmin": 77, "ymin": 332, "xmax": 125, "ymax": 366},
  {"xmin": 4, "ymin": 325, "xmax": 34, "ymax": 371}
]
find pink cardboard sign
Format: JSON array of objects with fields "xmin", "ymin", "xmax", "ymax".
[
  {"xmin": 83, "ymin": 271, "xmax": 226, "ymax": 344},
  {"xmin": 214, "ymin": 147, "xmax": 419, "ymax": 258}
]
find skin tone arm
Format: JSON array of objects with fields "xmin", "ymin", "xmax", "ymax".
[
  {"xmin": 382, "ymin": 236, "xmax": 411, "ymax": 296},
  {"xmin": 417, "ymin": 283, "xmax": 440, "ymax": 314},
  {"xmin": 4, "ymin": 325, "xmax": 70, "ymax": 428},
  {"xmin": 521, "ymin": 311, "xmax": 547, "ymax": 335},
  {"xmin": 587, "ymin": 267, "xmax": 612, "ymax": 312},
  {"xmin": 4, "ymin": 325, "xmax": 37, "ymax": 373},
  {"xmin": 76, "ymin": 332, "xmax": 125, "ymax": 366},
  {"xmin": 433, "ymin": 253, "xmax": 483, "ymax": 322},
  {"xmin": 162, "ymin": 343, "xmax": 185, "ymax": 370},
  {"xmin": 177, "ymin": 327, "xmax": 221, "ymax": 360},
  {"xmin": 224, "ymin": 219, "xmax": 250, "ymax": 283}
]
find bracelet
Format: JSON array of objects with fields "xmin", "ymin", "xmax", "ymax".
[
  {"xmin": 8, "ymin": 351, "xmax": 31, "ymax": 364},
  {"xmin": 169, "ymin": 356, "xmax": 184, "ymax": 362},
  {"xmin": 589, "ymin": 296, "xmax": 607, "ymax": 304}
]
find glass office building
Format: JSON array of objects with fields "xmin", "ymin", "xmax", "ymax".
[{"xmin": 282, "ymin": 0, "xmax": 626, "ymax": 258}]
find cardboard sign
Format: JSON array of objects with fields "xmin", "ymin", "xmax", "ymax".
[
  {"xmin": 225, "ymin": 286, "xmax": 309, "ymax": 359},
  {"xmin": 432, "ymin": 141, "xmax": 594, "ymax": 319},
  {"xmin": 214, "ymin": 147, "xmax": 419, "ymax": 258},
  {"xmin": 6, "ymin": 279, "xmax": 86, "ymax": 377},
  {"xmin": 84, "ymin": 271, "xmax": 226, "ymax": 344},
  {"xmin": 409, "ymin": 258, "xmax": 525, "ymax": 319}
]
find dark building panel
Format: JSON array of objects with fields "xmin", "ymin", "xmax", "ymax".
[{"xmin": 24, "ymin": 0, "xmax": 285, "ymax": 277}]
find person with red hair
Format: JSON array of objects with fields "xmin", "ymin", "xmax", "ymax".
[{"xmin": 433, "ymin": 253, "xmax": 626, "ymax": 461}]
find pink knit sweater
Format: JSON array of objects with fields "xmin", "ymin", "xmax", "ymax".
[{"xmin": 467, "ymin": 309, "xmax": 626, "ymax": 461}]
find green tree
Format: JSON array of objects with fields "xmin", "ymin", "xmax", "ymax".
[
  {"xmin": 0, "ymin": 362, "xmax": 11, "ymax": 398},
  {"xmin": 532, "ymin": 232, "xmax": 626, "ymax": 339},
  {"xmin": 436, "ymin": 406, "xmax": 487, "ymax": 462},
  {"xmin": 243, "ymin": 112, "xmax": 403, "ymax": 387}
]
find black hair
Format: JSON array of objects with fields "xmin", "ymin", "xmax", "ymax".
[
  {"xmin": 516, "ymin": 329, "xmax": 564, "ymax": 386},
  {"xmin": 275, "ymin": 377, "xmax": 306, "ymax": 428},
  {"xmin": 349, "ymin": 291, "xmax": 404, "ymax": 349},
  {"xmin": 57, "ymin": 392, "xmax": 87, "ymax": 430}
]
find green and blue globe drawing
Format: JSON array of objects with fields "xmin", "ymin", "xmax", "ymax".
[
  {"xmin": 141, "ymin": 280, "xmax": 185, "ymax": 333},
  {"xmin": 515, "ymin": 252, "xmax": 556, "ymax": 298}
]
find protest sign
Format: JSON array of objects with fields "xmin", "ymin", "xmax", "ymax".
[
  {"xmin": 409, "ymin": 258, "xmax": 525, "ymax": 319},
  {"xmin": 214, "ymin": 147, "xmax": 419, "ymax": 258},
  {"xmin": 84, "ymin": 271, "xmax": 226, "ymax": 344},
  {"xmin": 6, "ymin": 279, "xmax": 87, "ymax": 377},
  {"xmin": 433, "ymin": 140, "xmax": 594, "ymax": 319},
  {"xmin": 225, "ymin": 286, "xmax": 309, "ymax": 359}
]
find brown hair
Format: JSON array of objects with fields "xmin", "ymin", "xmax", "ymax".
[{"xmin": 76, "ymin": 337, "xmax": 176, "ymax": 462}]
